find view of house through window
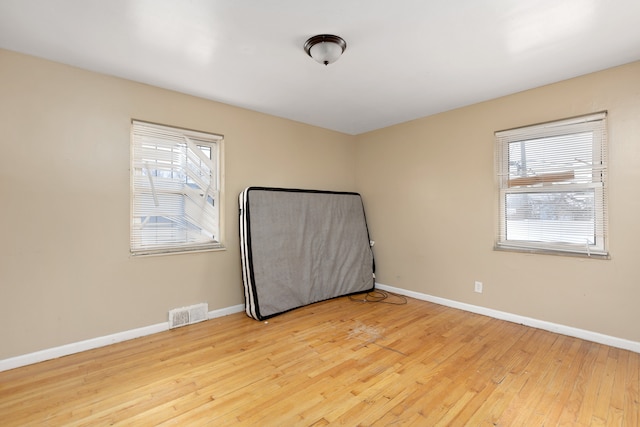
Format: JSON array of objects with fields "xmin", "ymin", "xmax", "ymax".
[
  {"xmin": 495, "ymin": 112, "xmax": 608, "ymax": 257},
  {"xmin": 131, "ymin": 120, "xmax": 224, "ymax": 255}
]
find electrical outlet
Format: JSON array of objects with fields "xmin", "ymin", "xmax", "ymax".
[{"xmin": 474, "ymin": 281, "xmax": 483, "ymax": 293}]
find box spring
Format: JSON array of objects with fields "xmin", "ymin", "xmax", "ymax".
[{"xmin": 239, "ymin": 187, "xmax": 375, "ymax": 320}]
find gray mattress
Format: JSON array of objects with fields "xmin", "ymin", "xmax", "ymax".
[{"xmin": 239, "ymin": 187, "xmax": 375, "ymax": 320}]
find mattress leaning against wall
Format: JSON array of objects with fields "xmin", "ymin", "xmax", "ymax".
[{"xmin": 239, "ymin": 187, "xmax": 376, "ymax": 320}]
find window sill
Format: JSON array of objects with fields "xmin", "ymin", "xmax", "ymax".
[
  {"xmin": 493, "ymin": 245, "xmax": 610, "ymax": 260},
  {"xmin": 131, "ymin": 245, "xmax": 226, "ymax": 257}
]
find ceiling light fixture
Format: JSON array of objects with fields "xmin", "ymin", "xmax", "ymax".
[{"xmin": 304, "ymin": 34, "xmax": 347, "ymax": 66}]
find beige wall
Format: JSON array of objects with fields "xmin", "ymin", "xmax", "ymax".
[
  {"xmin": 355, "ymin": 61, "xmax": 640, "ymax": 343},
  {"xmin": 0, "ymin": 49, "xmax": 356, "ymax": 359},
  {"xmin": 2, "ymin": 47, "xmax": 639, "ymax": 361}
]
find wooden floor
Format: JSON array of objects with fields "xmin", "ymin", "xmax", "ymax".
[{"xmin": 1, "ymin": 295, "xmax": 639, "ymax": 426}]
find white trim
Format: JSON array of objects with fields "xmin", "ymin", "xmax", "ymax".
[
  {"xmin": 207, "ymin": 304, "xmax": 245, "ymax": 320},
  {"xmin": 6, "ymin": 287, "xmax": 637, "ymax": 373},
  {"xmin": 375, "ymin": 283, "xmax": 640, "ymax": 354},
  {"xmin": 495, "ymin": 111, "xmax": 607, "ymax": 137},
  {"xmin": 0, "ymin": 304, "xmax": 245, "ymax": 372}
]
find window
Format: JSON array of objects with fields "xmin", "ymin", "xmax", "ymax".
[
  {"xmin": 495, "ymin": 112, "xmax": 608, "ymax": 257},
  {"xmin": 131, "ymin": 120, "xmax": 224, "ymax": 255}
]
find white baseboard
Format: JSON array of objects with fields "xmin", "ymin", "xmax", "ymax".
[
  {"xmin": 5, "ymin": 287, "xmax": 638, "ymax": 373},
  {"xmin": 207, "ymin": 304, "xmax": 245, "ymax": 319},
  {"xmin": 0, "ymin": 304, "xmax": 245, "ymax": 373},
  {"xmin": 375, "ymin": 283, "xmax": 640, "ymax": 354}
]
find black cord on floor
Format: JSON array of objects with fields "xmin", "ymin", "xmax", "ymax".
[{"xmin": 349, "ymin": 289, "xmax": 408, "ymax": 305}]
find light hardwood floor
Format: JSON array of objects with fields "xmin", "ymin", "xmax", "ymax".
[{"xmin": 1, "ymin": 294, "xmax": 639, "ymax": 426}]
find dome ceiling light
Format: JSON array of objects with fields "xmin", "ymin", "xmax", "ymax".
[{"xmin": 304, "ymin": 34, "xmax": 347, "ymax": 66}]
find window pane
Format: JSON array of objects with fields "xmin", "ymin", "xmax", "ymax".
[
  {"xmin": 505, "ymin": 191, "xmax": 595, "ymax": 244},
  {"xmin": 508, "ymin": 132, "xmax": 593, "ymax": 185},
  {"xmin": 136, "ymin": 144, "xmax": 213, "ymax": 245}
]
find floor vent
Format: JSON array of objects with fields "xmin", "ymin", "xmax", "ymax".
[{"xmin": 168, "ymin": 303, "xmax": 209, "ymax": 329}]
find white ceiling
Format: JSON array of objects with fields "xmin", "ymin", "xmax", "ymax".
[{"xmin": 1, "ymin": 0, "xmax": 639, "ymax": 135}]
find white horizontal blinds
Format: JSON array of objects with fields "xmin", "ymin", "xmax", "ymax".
[
  {"xmin": 495, "ymin": 112, "xmax": 608, "ymax": 256},
  {"xmin": 131, "ymin": 121, "xmax": 222, "ymax": 254}
]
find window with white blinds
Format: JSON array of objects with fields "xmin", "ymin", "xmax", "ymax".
[
  {"xmin": 131, "ymin": 120, "xmax": 224, "ymax": 255},
  {"xmin": 495, "ymin": 112, "xmax": 608, "ymax": 257}
]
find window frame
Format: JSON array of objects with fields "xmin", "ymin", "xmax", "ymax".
[
  {"xmin": 494, "ymin": 112, "xmax": 608, "ymax": 258},
  {"xmin": 130, "ymin": 120, "xmax": 225, "ymax": 256}
]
